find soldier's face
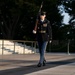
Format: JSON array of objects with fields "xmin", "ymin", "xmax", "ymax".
[{"xmin": 40, "ymin": 15, "xmax": 46, "ymax": 20}]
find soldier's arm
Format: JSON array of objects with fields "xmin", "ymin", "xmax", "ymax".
[{"xmin": 47, "ymin": 21, "xmax": 52, "ymax": 41}]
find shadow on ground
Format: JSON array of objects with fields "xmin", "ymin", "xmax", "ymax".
[{"xmin": 0, "ymin": 58, "xmax": 75, "ymax": 75}]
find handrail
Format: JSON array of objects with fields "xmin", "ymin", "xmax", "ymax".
[
  {"xmin": 0, "ymin": 39, "xmax": 36, "ymax": 43},
  {"xmin": 0, "ymin": 40, "xmax": 37, "ymax": 55},
  {"xmin": 0, "ymin": 39, "xmax": 75, "ymax": 55}
]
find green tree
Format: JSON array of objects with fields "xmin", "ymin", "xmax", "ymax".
[
  {"xmin": 60, "ymin": 0, "xmax": 75, "ymax": 40},
  {"xmin": 0, "ymin": 0, "xmax": 63, "ymax": 40},
  {"xmin": 0, "ymin": 0, "xmax": 38, "ymax": 39}
]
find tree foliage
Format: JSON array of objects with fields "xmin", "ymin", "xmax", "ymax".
[
  {"xmin": 60, "ymin": 0, "xmax": 75, "ymax": 40},
  {"xmin": 0, "ymin": 0, "xmax": 64, "ymax": 40},
  {"xmin": 60, "ymin": 0, "xmax": 75, "ymax": 23}
]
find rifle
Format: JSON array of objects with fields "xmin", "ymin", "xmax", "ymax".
[{"xmin": 33, "ymin": 1, "xmax": 43, "ymax": 34}]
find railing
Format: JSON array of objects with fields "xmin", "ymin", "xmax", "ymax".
[
  {"xmin": 0, "ymin": 39, "xmax": 75, "ymax": 55},
  {"xmin": 0, "ymin": 40, "xmax": 37, "ymax": 55},
  {"xmin": 48, "ymin": 40, "xmax": 75, "ymax": 54}
]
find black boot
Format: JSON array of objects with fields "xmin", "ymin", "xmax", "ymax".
[
  {"xmin": 37, "ymin": 63, "xmax": 42, "ymax": 67},
  {"xmin": 43, "ymin": 59, "xmax": 46, "ymax": 66}
]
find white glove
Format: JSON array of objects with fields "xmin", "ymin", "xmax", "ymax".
[
  {"xmin": 49, "ymin": 40, "xmax": 52, "ymax": 43},
  {"xmin": 33, "ymin": 30, "xmax": 36, "ymax": 34}
]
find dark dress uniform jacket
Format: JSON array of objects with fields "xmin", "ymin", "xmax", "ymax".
[{"xmin": 36, "ymin": 19, "xmax": 52, "ymax": 42}]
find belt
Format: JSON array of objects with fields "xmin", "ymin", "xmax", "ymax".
[{"xmin": 39, "ymin": 31, "xmax": 46, "ymax": 33}]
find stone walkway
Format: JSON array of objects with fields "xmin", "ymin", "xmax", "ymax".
[{"xmin": 0, "ymin": 53, "xmax": 75, "ymax": 75}]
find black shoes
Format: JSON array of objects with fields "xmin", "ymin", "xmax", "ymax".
[
  {"xmin": 43, "ymin": 59, "xmax": 46, "ymax": 66},
  {"xmin": 37, "ymin": 60, "xmax": 46, "ymax": 67},
  {"xmin": 37, "ymin": 63, "xmax": 42, "ymax": 67}
]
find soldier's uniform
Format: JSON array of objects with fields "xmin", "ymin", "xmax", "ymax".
[
  {"xmin": 33, "ymin": 12, "xmax": 52, "ymax": 67},
  {"xmin": 36, "ymin": 18, "xmax": 52, "ymax": 67},
  {"xmin": 36, "ymin": 19, "xmax": 52, "ymax": 42}
]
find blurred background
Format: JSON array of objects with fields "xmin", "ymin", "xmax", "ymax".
[{"xmin": 0, "ymin": 0, "xmax": 75, "ymax": 53}]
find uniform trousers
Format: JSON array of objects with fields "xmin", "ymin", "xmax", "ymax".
[{"xmin": 38, "ymin": 41, "xmax": 48, "ymax": 64}]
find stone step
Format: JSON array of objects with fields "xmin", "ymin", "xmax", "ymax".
[{"xmin": 0, "ymin": 40, "xmax": 37, "ymax": 55}]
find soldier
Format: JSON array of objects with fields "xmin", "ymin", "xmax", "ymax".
[{"xmin": 33, "ymin": 11, "xmax": 52, "ymax": 67}]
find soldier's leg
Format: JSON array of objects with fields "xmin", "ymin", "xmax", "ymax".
[
  {"xmin": 39, "ymin": 41, "xmax": 48, "ymax": 64},
  {"xmin": 37, "ymin": 41, "xmax": 42, "ymax": 62}
]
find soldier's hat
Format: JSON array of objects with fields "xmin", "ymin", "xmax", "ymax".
[{"xmin": 40, "ymin": 11, "xmax": 46, "ymax": 16}]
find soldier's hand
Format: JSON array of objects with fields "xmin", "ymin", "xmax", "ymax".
[
  {"xmin": 49, "ymin": 40, "xmax": 52, "ymax": 43},
  {"xmin": 33, "ymin": 30, "xmax": 36, "ymax": 34}
]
